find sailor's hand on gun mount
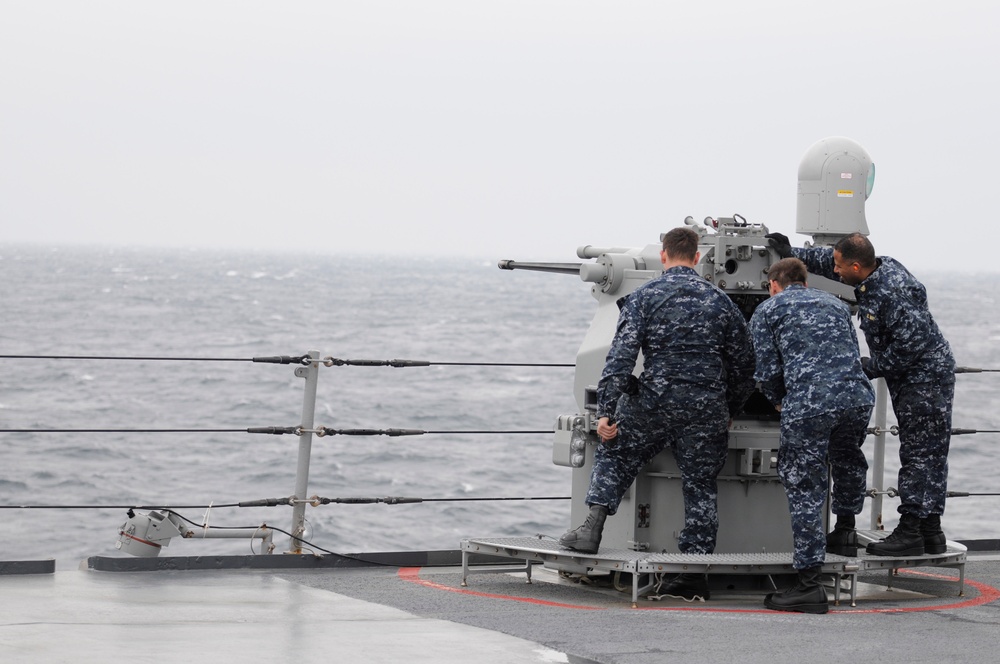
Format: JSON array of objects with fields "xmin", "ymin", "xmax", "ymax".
[
  {"xmin": 597, "ymin": 417, "xmax": 618, "ymax": 443},
  {"xmin": 764, "ymin": 233, "xmax": 793, "ymax": 259}
]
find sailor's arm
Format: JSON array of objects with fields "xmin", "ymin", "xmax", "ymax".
[
  {"xmin": 749, "ymin": 309, "xmax": 786, "ymax": 407},
  {"xmin": 596, "ymin": 294, "xmax": 643, "ymax": 423},
  {"xmin": 765, "ymin": 232, "xmax": 838, "ymax": 280},
  {"xmin": 722, "ymin": 304, "xmax": 757, "ymax": 416},
  {"xmin": 791, "ymin": 246, "xmax": 838, "ymax": 281}
]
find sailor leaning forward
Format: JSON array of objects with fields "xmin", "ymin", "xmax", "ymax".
[
  {"xmin": 768, "ymin": 231, "xmax": 956, "ymax": 557},
  {"xmin": 750, "ymin": 257, "xmax": 875, "ymax": 614}
]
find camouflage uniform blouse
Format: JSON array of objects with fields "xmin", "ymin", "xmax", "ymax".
[
  {"xmin": 793, "ymin": 248, "xmax": 955, "ymax": 383},
  {"xmin": 596, "ymin": 265, "xmax": 755, "ymax": 422},
  {"xmin": 749, "ymin": 284, "xmax": 874, "ymax": 422}
]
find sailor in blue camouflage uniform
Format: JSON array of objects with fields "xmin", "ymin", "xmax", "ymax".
[
  {"xmin": 767, "ymin": 231, "xmax": 955, "ymax": 557},
  {"xmin": 749, "ymin": 258, "xmax": 874, "ymax": 614},
  {"xmin": 559, "ymin": 227, "xmax": 755, "ymax": 602}
]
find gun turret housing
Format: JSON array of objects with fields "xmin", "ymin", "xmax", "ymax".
[{"xmin": 502, "ymin": 214, "xmax": 793, "ymax": 556}]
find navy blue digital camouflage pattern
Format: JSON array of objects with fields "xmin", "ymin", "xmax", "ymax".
[
  {"xmin": 793, "ymin": 250, "xmax": 954, "ymax": 383},
  {"xmin": 586, "ymin": 265, "xmax": 755, "ymax": 554},
  {"xmin": 750, "ymin": 283, "xmax": 875, "ymax": 569},
  {"xmin": 889, "ymin": 374, "xmax": 954, "ymax": 516},
  {"xmin": 596, "ymin": 266, "xmax": 754, "ymax": 422},
  {"xmin": 777, "ymin": 407, "xmax": 872, "ymax": 569},
  {"xmin": 750, "ymin": 284, "xmax": 874, "ymax": 422},
  {"xmin": 794, "ymin": 247, "xmax": 955, "ymax": 518}
]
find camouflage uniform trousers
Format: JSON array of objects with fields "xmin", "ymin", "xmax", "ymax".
[
  {"xmin": 888, "ymin": 376, "xmax": 955, "ymax": 517},
  {"xmin": 586, "ymin": 393, "xmax": 729, "ymax": 555},
  {"xmin": 779, "ymin": 405, "xmax": 872, "ymax": 570}
]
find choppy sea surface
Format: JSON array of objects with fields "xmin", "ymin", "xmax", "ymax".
[{"xmin": 2, "ymin": 244, "xmax": 999, "ymax": 569}]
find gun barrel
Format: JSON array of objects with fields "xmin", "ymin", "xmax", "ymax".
[
  {"xmin": 497, "ymin": 260, "xmax": 582, "ymax": 275},
  {"xmin": 577, "ymin": 245, "xmax": 634, "ymax": 259}
]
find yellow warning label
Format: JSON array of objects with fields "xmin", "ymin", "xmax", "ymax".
[{"xmin": 837, "ymin": 190, "xmax": 854, "ymax": 197}]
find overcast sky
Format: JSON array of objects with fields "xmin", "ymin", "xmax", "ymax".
[{"xmin": 2, "ymin": 1, "xmax": 997, "ymax": 270}]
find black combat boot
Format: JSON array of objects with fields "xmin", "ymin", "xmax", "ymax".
[
  {"xmin": 920, "ymin": 514, "xmax": 947, "ymax": 555},
  {"xmin": 558, "ymin": 505, "xmax": 608, "ymax": 554},
  {"xmin": 764, "ymin": 567, "xmax": 829, "ymax": 614},
  {"xmin": 866, "ymin": 513, "xmax": 924, "ymax": 556},
  {"xmin": 656, "ymin": 573, "xmax": 710, "ymax": 602},
  {"xmin": 826, "ymin": 514, "xmax": 858, "ymax": 556}
]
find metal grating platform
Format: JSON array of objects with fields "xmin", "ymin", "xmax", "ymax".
[
  {"xmin": 461, "ymin": 534, "xmax": 967, "ymax": 607},
  {"xmin": 854, "ymin": 529, "xmax": 968, "ymax": 590}
]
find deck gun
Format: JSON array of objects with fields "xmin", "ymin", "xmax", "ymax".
[
  {"xmin": 501, "ymin": 216, "xmax": 791, "ymax": 555},
  {"xmin": 499, "ymin": 136, "xmax": 875, "ymax": 559}
]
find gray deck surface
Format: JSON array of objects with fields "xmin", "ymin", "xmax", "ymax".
[{"xmin": 2, "ymin": 553, "xmax": 999, "ymax": 664}]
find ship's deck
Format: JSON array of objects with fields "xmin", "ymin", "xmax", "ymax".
[{"xmin": 2, "ymin": 547, "xmax": 999, "ymax": 664}]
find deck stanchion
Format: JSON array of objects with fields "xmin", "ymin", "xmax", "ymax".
[
  {"xmin": 289, "ymin": 350, "xmax": 321, "ymax": 554},
  {"xmin": 870, "ymin": 378, "xmax": 889, "ymax": 530}
]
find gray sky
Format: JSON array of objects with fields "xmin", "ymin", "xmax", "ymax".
[{"xmin": 2, "ymin": 1, "xmax": 997, "ymax": 270}]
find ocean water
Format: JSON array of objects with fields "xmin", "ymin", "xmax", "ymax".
[{"xmin": 1, "ymin": 245, "xmax": 998, "ymax": 569}]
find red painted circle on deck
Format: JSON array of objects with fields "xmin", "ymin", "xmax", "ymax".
[{"xmin": 398, "ymin": 567, "xmax": 1000, "ymax": 614}]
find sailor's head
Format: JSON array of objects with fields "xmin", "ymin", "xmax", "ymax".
[
  {"xmin": 833, "ymin": 233, "xmax": 877, "ymax": 285},
  {"xmin": 767, "ymin": 258, "xmax": 807, "ymax": 296},
  {"xmin": 660, "ymin": 227, "xmax": 700, "ymax": 268}
]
